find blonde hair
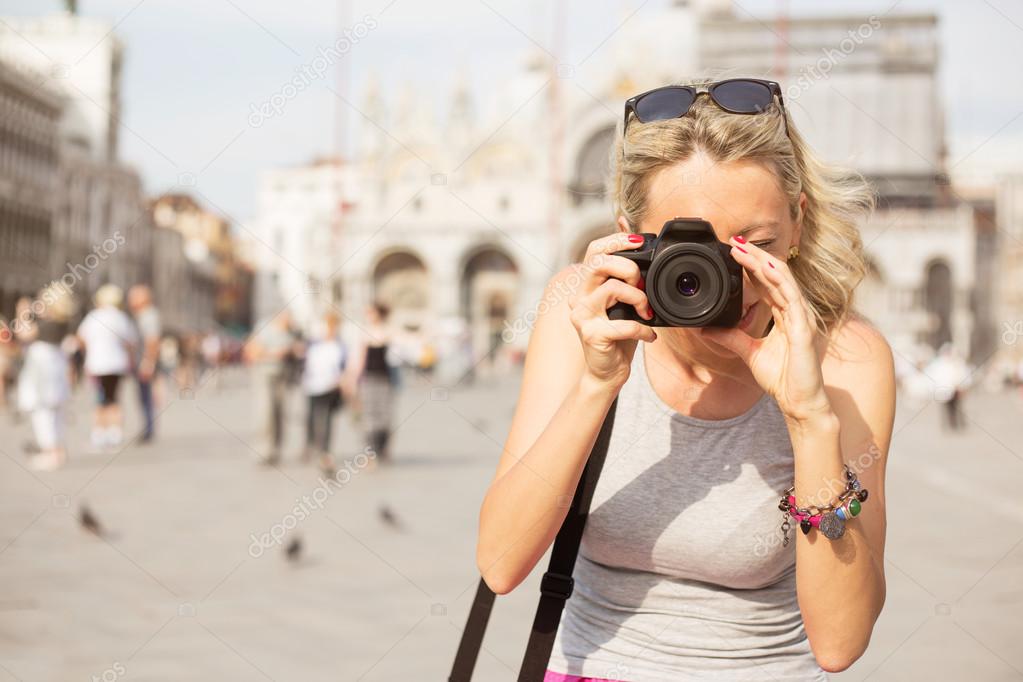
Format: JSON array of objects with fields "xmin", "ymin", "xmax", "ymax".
[
  {"xmin": 94, "ymin": 283, "xmax": 124, "ymax": 308},
  {"xmin": 610, "ymin": 88, "xmax": 874, "ymax": 331}
]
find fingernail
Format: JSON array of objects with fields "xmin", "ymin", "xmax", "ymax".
[
  {"xmin": 637, "ymin": 276, "xmax": 646, "ymax": 291},
  {"xmin": 734, "ymin": 235, "xmax": 747, "ymax": 244},
  {"xmin": 768, "ymin": 262, "xmax": 776, "ymax": 269},
  {"xmin": 735, "ymin": 246, "xmax": 748, "ymax": 254},
  {"xmin": 643, "ymin": 308, "xmax": 654, "ymax": 320},
  {"xmin": 627, "ymin": 234, "xmax": 644, "ymax": 243}
]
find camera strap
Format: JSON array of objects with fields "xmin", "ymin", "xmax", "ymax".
[{"xmin": 449, "ymin": 398, "xmax": 619, "ymax": 682}]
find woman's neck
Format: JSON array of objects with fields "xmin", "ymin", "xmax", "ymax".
[{"xmin": 644, "ymin": 331, "xmax": 763, "ymax": 419}]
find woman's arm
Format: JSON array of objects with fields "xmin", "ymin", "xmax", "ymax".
[
  {"xmin": 477, "ymin": 234, "xmax": 654, "ymax": 594},
  {"xmin": 704, "ymin": 237, "xmax": 893, "ymax": 673},
  {"xmin": 792, "ymin": 319, "xmax": 893, "ymax": 672},
  {"xmin": 477, "ymin": 268, "xmax": 608, "ymax": 594}
]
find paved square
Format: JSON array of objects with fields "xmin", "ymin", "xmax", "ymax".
[{"xmin": 0, "ymin": 369, "xmax": 1021, "ymax": 680}]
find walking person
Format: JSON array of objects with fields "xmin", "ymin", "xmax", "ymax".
[
  {"xmin": 77, "ymin": 284, "xmax": 138, "ymax": 451},
  {"xmin": 244, "ymin": 310, "xmax": 296, "ymax": 465},
  {"xmin": 344, "ymin": 303, "xmax": 396, "ymax": 463},
  {"xmin": 926, "ymin": 343, "xmax": 969, "ymax": 431},
  {"xmin": 0, "ymin": 317, "xmax": 14, "ymax": 411},
  {"xmin": 477, "ymin": 79, "xmax": 894, "ymax": 679},
  {"xmin": 127, "ymin": 285, "xmax": 161, "ymax": 443},
  {"xmin": 17, "ymin": 284, "xmax": 73, "ymax": 470},
  {"xmin": 301, "ymin": 311, "xmax": 347, "ymax": 474}
]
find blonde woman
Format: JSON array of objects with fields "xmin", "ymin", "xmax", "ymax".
[
  {"xmin": 77, "ymin": 284, "xmax": 138, "ymax": 451},
  {"xmin": 477, "ymin": 79, "xmax": 894, "ymax": 680}
]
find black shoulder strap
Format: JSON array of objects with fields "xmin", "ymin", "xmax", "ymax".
[
  {"xmin": 517, "ymin": 398, "xmax": 618, "ymax": 681},
  {"xmin": 448, "ymin": 578, "xmax": 496, "ymax": 682},
  {"xmin": 448, "ymin": 399, "xmax": 618, "ymax": 682}
]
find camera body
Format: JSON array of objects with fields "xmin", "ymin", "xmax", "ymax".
[{"xmin": 607, "ymin": 218, "xmax": 743, "ymax": 327}]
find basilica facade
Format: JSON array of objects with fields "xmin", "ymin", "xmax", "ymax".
[{"xmin": 254, "ymin": 1, "xmax": 996, "ymax": 381}]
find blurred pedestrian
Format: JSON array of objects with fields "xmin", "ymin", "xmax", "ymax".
[
  {"xmin": 177, "ymin": 333, "xmax": 201, "ymax": 391},
  {"xmin": 244, "ymin": 310, "xmax": 295, "ymax": 465},
  {"xmin": 926, "ymin": 343, "xmax": 970, "ymax": 431},
  {"xmin": 302, "ymin": 311, "xmax": 347, "ymax": 474},
  {"xmin": 128, "ymin": 284, "xmax": 161, "ymax": 443},
  {"xmin": 0, "ymin": 317, "xmax": 14, "ymax": 410},
  {"xmin": 200, "ymin": 331, "xmax": 222, "ymax": 390},
  {"xmin": 159, "ymin": 334, "xmax": 179, "ymax": 390},
  {"xmin": 344, "ymin": 302, "xmax": 396, "ymax": 463},
  {"xmin": 17, "ymin": 284, "xmax": 73, "ymax": 470},
  {"xmin": 60, "ymin": 333, "xmax": 84, "ymax": 389},
  {"xmin": 77, "ymin": 284, "xmax": 138, "ymax": 451}
]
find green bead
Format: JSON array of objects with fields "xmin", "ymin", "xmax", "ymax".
[{"xmin": 849, "ymin": 498, "xmax": 861, "ymax": 516}]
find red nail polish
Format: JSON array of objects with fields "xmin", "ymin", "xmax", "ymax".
[
  {"xmin": 637, "ymin": 276, "xmax": 646, "ymax": 291},
  {"xmin": 643, "ymin": 308, "xmax": 654, "ymax": 320},
  {"xmin": 734, "ymin": 235, "xmax": 747, "ymax": 244},
  {"xmin": 627, "ymin": 234, "xmax": 644, "ymax": 243},
  {"xmin": 735, "ymin": 246, "xmax": 748, "ymax": 254}
]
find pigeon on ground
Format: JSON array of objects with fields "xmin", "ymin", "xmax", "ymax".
[
  {"xmin": 285, "ymin": 536, "xmax": 303, "ymax": 562},
  {"xmin": 378, "ymin": 504, "xmax": 402, "ymax": 530},
  {"xmin": 79, "ymin": 505, "xmax": 103, "ymax": 537}
]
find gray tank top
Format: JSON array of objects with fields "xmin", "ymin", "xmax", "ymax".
[{"xmin": 547, "ymin": 343, "xmax": 828, "ymax": 681}]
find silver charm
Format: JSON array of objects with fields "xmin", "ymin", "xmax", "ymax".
[
  {"xmin": 781, "ymin": 515, "xmax": 791, "ymax": 547},
  {"xmin": 819, "ymin": 511, "xmax": 846, "ymax": 540}
]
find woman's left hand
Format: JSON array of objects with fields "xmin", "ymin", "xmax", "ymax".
[{"xmin": 701, "ymin": 236, "xmax": 833, "ymax": 426}]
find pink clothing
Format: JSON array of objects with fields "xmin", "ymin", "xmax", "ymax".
[{"xmin": 543, "ymin": 671, "xmax": 623, "ymax": 682}]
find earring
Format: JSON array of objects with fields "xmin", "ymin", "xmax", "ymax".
[{"xmin": 788, "ymin": 245, "xmax": 800, "ymax": 261}]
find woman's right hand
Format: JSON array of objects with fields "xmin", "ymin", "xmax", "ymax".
[{"xmin": 568, "ymin": 232, "xmax": 657, "ymax": 389}]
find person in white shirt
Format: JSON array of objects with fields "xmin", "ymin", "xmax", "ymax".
[
  {"xmin": 77, "ymin": 284, "xmax": 138, "ymax": 450},
  {"xmin": 301, "ymin": 311, "xmax": 347, "ymax": 474},
  {"xmin": 17, "ymin": 283, "xmax": 75, "ymax": 470}
]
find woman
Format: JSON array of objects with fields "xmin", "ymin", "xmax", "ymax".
[
  {"xmin": 344, "ymin": 302, "xmax": 396, "ymax": 463},
  {"xmin": 77, "ymin": 284, "xmax": 138, "ymax": 451},
  {"xmin": 477, "ymin": 79, "xmax": 894, "ymax": 680},
  {"xmin": 302, "ymin": 311, "xmax": 347, "ymax": 474},
  {"xmin": 18, "ymin": 284, "xmax": 73, "ymax": 470}
]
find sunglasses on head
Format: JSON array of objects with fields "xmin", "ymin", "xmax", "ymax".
[{"xmin": 623, "ymin": 78, "xmax": 787, "ymax": 133}]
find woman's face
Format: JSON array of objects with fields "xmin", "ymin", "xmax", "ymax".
[{"xmin": 627, "ymin": 152, "xmax": 804, "ymax": 355}]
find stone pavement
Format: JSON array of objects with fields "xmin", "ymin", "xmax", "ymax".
[{"xmin": 0, "ymin": 367, "xmax": 1020, "ymax": 681}]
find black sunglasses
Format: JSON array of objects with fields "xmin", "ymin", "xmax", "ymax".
[{"xmin": 623, "ymin": 78, "xmax": 787, "ymax": 133}]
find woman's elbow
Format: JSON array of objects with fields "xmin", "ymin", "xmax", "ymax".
[
  {"xmin": 475, "ymin": 547, "xmax": 523, "ymax": 595},
  {"xmin": 812, "ymin": 638, "xmax": 869, "ymax": 673}
]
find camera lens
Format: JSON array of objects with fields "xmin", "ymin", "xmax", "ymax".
[
  {"xmin": 647, "ymin": 243, "xmax": 730, "ymax": 326},
  {"xmin": 676, "ymin": 272, "xmax": 700, "ymax": 297}
]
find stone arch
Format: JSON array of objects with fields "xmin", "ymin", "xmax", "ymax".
[
  {"xmin": 569, "ymin": 124, "xmax": 616, "ymax": 206},
  {"xmin": 922, "ymin": 258, "xmax": 952, "ymax": 349},
  {"xmin": 371, "ymin": 248, "xmax": 429, "ymax": 329},
  {"xmin": 459, "ymin": 244, "xmax": 519, "ymax": 366}
]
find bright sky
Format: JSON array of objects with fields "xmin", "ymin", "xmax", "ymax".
[{"xmin": 2, "ymin": 0, "xmax": 1022, "ymax": 222}]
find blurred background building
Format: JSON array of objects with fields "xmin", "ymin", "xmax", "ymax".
[
  {"xmin": 0, "ymin": 59, "xmax": 62, "ymax": 316},
  {"xmin": 0, "ymin": 7, "xmax": 252, "ymax": 335},
  {"xmin": 2, "ymin": 0, "xmax": 1019, "ymax": 382},
  {"xmin": 253, "ymin": 0, "xmax": 1011, "ymax": 380}
]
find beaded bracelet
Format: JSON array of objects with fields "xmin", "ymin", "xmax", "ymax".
[{"xmin": 778, "ymin": 464, "xmax": 869, "ymax": 544}]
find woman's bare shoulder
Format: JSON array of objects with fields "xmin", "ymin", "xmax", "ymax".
[
  {"xmin": 822, "ymin": 313, "xmax": 893, "ymax": 379},
  {"xmin": 821, "ymin": 313, "xmax": 896, "ymax": 439}
]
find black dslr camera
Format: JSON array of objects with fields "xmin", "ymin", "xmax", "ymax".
[{"xmin": 607, "ymin": 218, "xmax": 743, "ymax": 327}]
